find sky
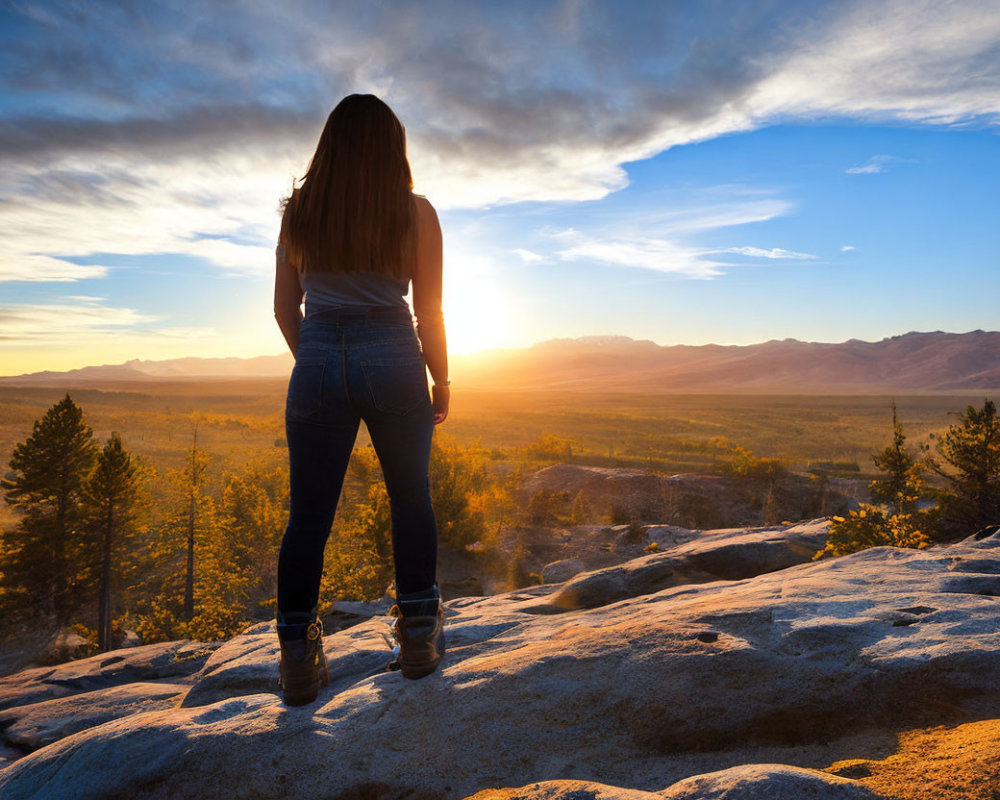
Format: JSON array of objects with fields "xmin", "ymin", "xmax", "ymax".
[{"xmin": 1, "ymin": 0, "xmax": 999, "ymax": 375}]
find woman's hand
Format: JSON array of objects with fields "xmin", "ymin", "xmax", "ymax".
[{"xmin": 432, "ymin": 384, "xmax": 450, "ymax": 425}]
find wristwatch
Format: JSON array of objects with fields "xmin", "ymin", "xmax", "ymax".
[{"xmin": 435, "ymin": 379, "xmax": 451, "ymax": 387}]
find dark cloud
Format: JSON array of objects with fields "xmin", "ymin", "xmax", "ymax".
[
  {"xmin": 13, "ymin": 167, "xmax": 143, "ymax": 207},
  {"xmin": 0, "ymin": 0, "xmax": 822, "ymax": 165},
  {"xmin": 0, "ymin": 104, "xmax": 321, "ymax": 163},
  {"xmin": 1, "ymin": 0, "xmax": 997, "ymax": 205}
]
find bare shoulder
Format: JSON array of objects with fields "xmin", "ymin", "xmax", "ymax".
[{"xmin": 412, "ymin": 194, "xmax": 440, "ymax": 226}]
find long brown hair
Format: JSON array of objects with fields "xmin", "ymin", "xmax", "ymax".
[{"xmin": 280, "ymin": 94, "xmax": 415, "ymax": 279}]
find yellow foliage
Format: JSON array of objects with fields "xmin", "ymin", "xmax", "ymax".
[{"xmin": 816, "ymin": 504, "xmax": 930, "ymax": 559}]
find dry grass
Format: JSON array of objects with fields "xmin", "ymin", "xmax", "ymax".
[{"xmin": 828, "ymin": 718, "xmax": 1000, "ymax": 800}]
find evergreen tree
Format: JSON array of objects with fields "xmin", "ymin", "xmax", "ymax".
[
  {"xmin": 82, "ymin": 433, "xmax": 139, "ymax": 651},
  {"xmin": 196, "ymin": 471, "xmax": 285, "ymax": 636},
  {"xmin": 129, "ymin": 464, "xmax": 217, "ymax": 643},
  {"xmin": 870, "ymin": 402, "xmax": 923, "ymax": 516},
  {"xmin": 1, "ymin": 394, "xmax": 97, "ymax": 624},
  {"xmin": 817, "ymin": 403, "xmax": 929, "ymax": 559},
  {"xmin": 929, "ymin": 399, "xmax": 1000, "ymax": 535},
  {"xmin": 183, "ymin": 427, "xmax": 209, "ymax": 621}
]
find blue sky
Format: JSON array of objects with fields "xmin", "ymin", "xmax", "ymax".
[{"xmin": 1, "ymin": 0, "xmax": 999, "ymax": 373}]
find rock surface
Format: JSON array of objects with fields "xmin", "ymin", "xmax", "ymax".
[
  {"xmin": 465, "ymin": 765, "xmax": 881, "ymax": 800},
  {"xmin": 464, "ymin": 780, "xmax": 664, "ymax": 799},
  {"xmin": 657, "ymin": 764, "xmax": 882, "ymax": 799},
  {"xmin": 541, "ymin": 558, "xmax": 587, "ymax": 584},
  {"xmin": 1, "ymin": 525, "xmax": 998, "ymax": 800},
  {"xmin": 0, "ymin": 640, "xmax": 219, "ymax": 713},
  {"xmin": 0, "ymin": 682, "xmax": 188, "ymax": 750},
  {"xmin": 545, "ymin": 519, "xmax": 829, "ymax": 609}
]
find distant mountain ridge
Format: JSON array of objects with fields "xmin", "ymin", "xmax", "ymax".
[
  {"xmin": 0, "ymin": 353, "xmax": 295, "ymax": 383},
  {"xmin": 2, "ymin": 330, "xmax": 999, "ymax": 393},
  {"xmin": 457, "ymin": 330, "xmax": 1000, "ymax": 392}
]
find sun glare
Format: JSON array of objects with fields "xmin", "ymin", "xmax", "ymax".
[{"xmin": 440, "ymin": 260, "xmax": 510, "ymax": 355}]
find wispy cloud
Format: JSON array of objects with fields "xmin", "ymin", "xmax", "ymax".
[
  {"xmin": 0, "ymin": 298, "xmax": 159, "ymax": 341},
  {"xmin": 0, "ymin": 151, "xmax": 285, "ymax": 283},
  {"xmin": 0, "ymin": 297, "xmax": 218, "ymax": 361},
  {"xmin": 0, "ymin": 255, "xmax": 109, "ymax": 282},
  {"xmin": 846, "ymin": 154, "xmax": 896, "ymax": 174},
  {"xmin": 841, "ymin": 245, "xmax": 856, "ymax": 251},
  {"xmin": 637, "ymin": 199, "xmax": 796, "ymax": 235},
  {"xmin": 512, "ymin": 248, "xmax": 543, "ymax": 263},
  {"xmin": 720, "ymin": 246, "xmax": 817, "ymax": 260},
  {"xmin": 556, "ymin": 230, "xmax": 728, "ymax": 278},
  {"xmin": 556, "ymin": 234, "xmax": 819, "ymax": 278},
  {"xmin": 550, "ymin": 193, "xmax": 812, "ymax": 277}
]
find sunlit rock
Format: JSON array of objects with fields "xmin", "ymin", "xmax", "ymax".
[
  {"xmin": 0, "ymin": 682, "xmax": 188, "ymax": 751},
  {"xmin": 0, "ymin": 640, "xmax": 219, "ymax": 713},
  {"xmin": 0, "ymin": 528, "xmax": 997, "ymax": 799}
]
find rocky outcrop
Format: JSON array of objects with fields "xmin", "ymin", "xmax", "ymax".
[
  {"xmin": 466, "ymin": 766, "xmax": 882, "ymax": 799},
  {"xmin": 523, "ymin": 464, "xmax": 859, "ymax": 529},
  {"xmin": 545, "ymin": 519, "xmax": 828, "ymax": 609},
  {"xmin": 0, "ymin": 640, "xmax": 218, "ymax": 713},
  {"xmin": 0, "ymin": 682, "xmax": 188, "ymax": 751},
  {"xmin": 540, "ymin": 558, "xmax": 586, "ymax": 583},
  {"xmin": 1, "ymin": 526, "xmax": 998, "ymax": 800}
]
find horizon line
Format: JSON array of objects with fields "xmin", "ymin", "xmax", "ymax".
[{"xmin": 2, "ymin": 328, "xmax": 998, "ymax": 380}]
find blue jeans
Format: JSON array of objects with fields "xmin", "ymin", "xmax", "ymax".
[{"xmin": 276, "ymin": 305, "xmax": 438, "ymax": 615}]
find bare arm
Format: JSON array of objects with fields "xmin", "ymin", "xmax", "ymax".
[
  {"xmin": 411, "ymin": 196, "xmax": 449, "ymax": 423},
  {"xmin": 273, "ymin": 244, "xmax": 303, "ymax": 357}
]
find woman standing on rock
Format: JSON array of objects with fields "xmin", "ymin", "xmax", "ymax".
[{"xmin": 273, "ymin": 94, "xmax": 449, "ymax": 705}]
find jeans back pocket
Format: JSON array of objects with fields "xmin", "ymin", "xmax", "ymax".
[
  {"xmin": 360, "ymin": 355, "xmax": 429, "ymax": 415},
  {"xmin": 285, "ymin": 356, "xmax": 326, "ymax": 420}
]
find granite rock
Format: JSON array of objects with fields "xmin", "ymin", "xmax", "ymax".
[{"xmin": 1, "ymin": 528, "xmax": 997, "ymax": 800}]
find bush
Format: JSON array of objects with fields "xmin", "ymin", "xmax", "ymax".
[
  {"xmin": 815, "ymin": 505, "xmax": 929, "ymax": 559},
  {"xmin": 430, "ymin": 439, "xmax": 488, "ymax": 548},
  {"xmin": 719, "ymin": 444, "xmax": 786, "ymax": 481},
  {"xmin": 525, "ymin": 434, "xmax": 577, "ymax": 461}
]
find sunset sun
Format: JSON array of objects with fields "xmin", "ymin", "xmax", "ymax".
[{"xmin": 439, "ymin": 257, "xmax": 511, "ymax": 355}]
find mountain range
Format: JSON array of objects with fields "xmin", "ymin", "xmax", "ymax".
[{"xmin": 2, "ymin": 330, "xmax": 999, "ymax": 393}]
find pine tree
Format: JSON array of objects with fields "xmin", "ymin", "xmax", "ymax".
[
  {"xmin": 127, "ymin": 459, "xmax": 217, "ymax": 644},
  {"xmin": 929, "ymin": 399, "xmax": 1000, "ymax": 535},
  {"xmin": 1, "ymin": 394, "xmax": 97, "ymax": 624},
  {"xmin": 816, "ymin": 403, "xmax": 930, "ymax": 559},
  {"xmin": 82, "ymin": 433, "xmax": 139, "ymax": 651},
  {"xmin": 200, "ymin": 471, "xmax": 285, "ymax": 630},
  {"xmin": 870, "ymin": 402, "xmax": 923, "ymax": 516},
  {"xmin": 183, "ymin": 427, "xmax": 209, "ymax": 621}
]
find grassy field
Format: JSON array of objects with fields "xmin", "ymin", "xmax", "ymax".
[
  {"xmin": 1, "ymin": 381, "xmax": 993, "ymax": 491},
  {"xmin": 450, "ymin": 390, "xmax": 993, "ymax": 474}
]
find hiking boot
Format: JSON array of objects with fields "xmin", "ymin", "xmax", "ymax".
[
  {"xmin": 277, "ymin": 609, "xmax": 329, "ymax": 706},
  {"xmin": 387, "ymin": 585, "xmax": 446, "ymax": 680}
]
